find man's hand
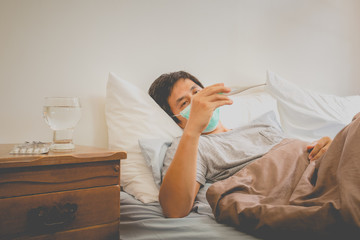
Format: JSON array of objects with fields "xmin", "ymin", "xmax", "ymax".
[
  {"xmin": 186, "ymin": 83, "xmax": 232, "ymax": 134},
  {"xmin": 307, "ymin": 136, "xmax": 332, "ymax": 161}
]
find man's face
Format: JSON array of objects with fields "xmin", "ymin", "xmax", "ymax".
[{"xmin": 168, "ymin": 78, "xmax": 202, "ymax": 129}]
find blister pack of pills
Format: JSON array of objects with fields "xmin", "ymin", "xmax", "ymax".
[{"xmin": 9, "ymin": 141, "xmax": 51, "ymax": 155}]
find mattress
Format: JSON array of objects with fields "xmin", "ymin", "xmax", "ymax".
[{"xmin": 120, "ymin": 185, "xmax": 261, "ymax": 240}]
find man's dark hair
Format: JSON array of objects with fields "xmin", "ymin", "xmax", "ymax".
[{"xmin": 148, "ymin": 71, "xmax": 204, "ymax": 124}]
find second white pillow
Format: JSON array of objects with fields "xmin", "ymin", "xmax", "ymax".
[{"xmin": 266, "ymin": 71, "xmax": 360, "ymax": 142}]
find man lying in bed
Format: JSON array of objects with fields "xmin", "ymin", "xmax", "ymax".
[{"xmin": 148, "ymin": 71, "xmax": 332, "ymax": 218}]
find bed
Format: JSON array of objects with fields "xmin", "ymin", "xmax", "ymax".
[{"xmin": 105, "ymin": 71, "xmax": 360, "ymax": 239}]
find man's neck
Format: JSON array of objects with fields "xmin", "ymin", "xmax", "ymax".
[{"xmin": 203, "ymin": 122, "xmax": 230, "ymax": 135}]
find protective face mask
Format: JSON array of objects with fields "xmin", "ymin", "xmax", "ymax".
[{"xmin": 179, "ymin": 104, "xmax": 220, "ymax": 133}]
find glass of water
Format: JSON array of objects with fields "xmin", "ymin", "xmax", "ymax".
[{"xmin": 43, "ymin": 97, "xmax": 82, "ymax": 152}]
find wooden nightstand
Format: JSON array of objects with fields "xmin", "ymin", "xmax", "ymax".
[{"xmin": 0, "ymin": 144, "xmax": 126, "ymax": 240}]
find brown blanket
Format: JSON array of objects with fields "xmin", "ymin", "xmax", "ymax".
[{"xmin": 206, "ymin": 113, "xmax": 360, "ymax": 238}]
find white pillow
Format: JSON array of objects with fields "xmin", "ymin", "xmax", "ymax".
[
  {"xmin": 266, "ymin": 71, "xmax": 360, "ymax": 142},
  {"xmin": 105, "ymin": 72, "xmax": 182, "ymax": 203}
]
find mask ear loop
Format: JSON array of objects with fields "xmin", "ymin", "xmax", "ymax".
[
  {"xmin": 171, "ymin": 114, "xmax": 182, "ymax": 125},
  {"xmin": 171, "ymin": 113, "xmax": 181, "ymax": 124},
  {"xmin": 171, "ymin": 114, "xmax": 181, "ymax": 122}
]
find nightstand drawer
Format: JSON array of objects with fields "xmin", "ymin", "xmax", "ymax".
[
  {"xmin": 0, "ymin": 185, "xmax": 120, "ymax": 239},
  {"xmin": 0, "ymin": 160, "xmax": 120, "ymax": 198}
]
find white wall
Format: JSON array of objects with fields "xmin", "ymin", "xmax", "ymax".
[{"xmin": 1, "ymin": 0, "xmax": 359, "ymax": 148}]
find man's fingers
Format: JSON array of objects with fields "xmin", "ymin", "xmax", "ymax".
[
  {"xmin": 192, "ymin": 84, "xmax": 232, "ymax": 110},
  {"xmin": 207, "ymin": 92, "xmax": 233, "ymax": 102},
  {"xmin": 308, "ymin": 137, "xmax": 332, "ymax": 161},
  {"xmin": 201, "ymin": 83, "xmax": 231, "ymax": 96},
  {"xmin": 212, "ymin": 99, "xmax": 233, "ymax": 109},
  {"xmin": 311, "ymin": 146, "xmax": 329, "ymax": 161}
]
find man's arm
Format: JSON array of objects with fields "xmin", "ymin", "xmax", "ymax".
[
  {"xmin": 159, "ymin": 84, "xmax": 232, "ymax": 218},
  {"xmin": 159, "ymin": 128, "xmax": 201, "ymax": 218}
]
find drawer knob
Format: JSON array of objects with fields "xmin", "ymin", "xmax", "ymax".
[
  {"xmin": 27, "ymin": 203, "xmax": 78, "ymax": 232},
  {"xmin": 114, "ymin": 165, "xmax": 120, "ymax": 172}
]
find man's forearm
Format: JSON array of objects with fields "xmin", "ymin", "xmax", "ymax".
[{"xmin": 159, "ymin": 129, "xmax": 201, "ymax": 218}]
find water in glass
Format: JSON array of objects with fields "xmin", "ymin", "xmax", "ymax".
[{"xmin": 43, "ymin": 97, "xmax": 81, "ymax": 151}]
